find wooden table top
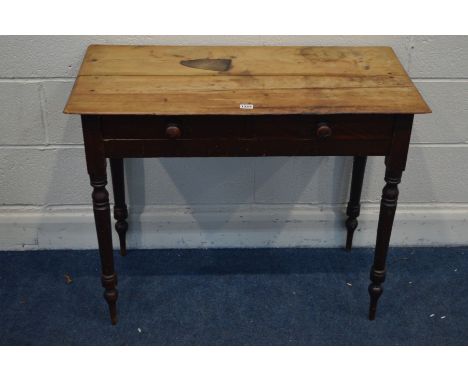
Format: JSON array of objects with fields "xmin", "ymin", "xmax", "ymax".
[{"xmin": 64, "ymin": 45, "xmax": 430, "ymax": 116}]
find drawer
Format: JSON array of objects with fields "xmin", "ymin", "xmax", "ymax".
[
  {"xmin": 101, "ymin": 115, "xmax": 252, "ymax": 139},
  {"xmin": 101, "ymin": 115, "xmax": 394, "ymax": 141},
  {"xmin": 101, "ymin": 114, "xmax": 395, "ymax": 157}
]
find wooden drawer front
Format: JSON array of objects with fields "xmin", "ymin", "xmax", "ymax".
[
  {"xmin": 101, "ymin": 114, "xmax": 395, "ymax": 157},
  {"xmin": 101, "ymin": 115, "xmax": 252, "ymax": 139},
  {"xmin": 101, "ymin": 115, "xmax": 394, "ymax": 141}
]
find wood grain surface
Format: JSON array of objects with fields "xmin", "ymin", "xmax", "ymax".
[{"xmin": 64, "ymin": 45, "xmax": 431, "ymax": 115}]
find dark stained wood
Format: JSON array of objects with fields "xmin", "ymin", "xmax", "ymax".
[
  {"xmin": 100, "ymin": 114, "xmax": 395, "ymax": 141},
  {"xmin": 102, "ymin": 138, "xmax": 392, "ymax": 158},
  {"xmin": 345, "ymin": 156, "xmax": 367, "ymax": 251},
  {"xmin": 110, "ymin": 158, "xmax": 128, "ymax": 257},
  {"xmin": 368, "ymin": 114, "xmax": 414, "ymax": 320},
  {"xmin": 82, "ymin": 115, "xmax": 118, "ymax": 325},
  {"xmin": 99, "ymin": 114, "xmax": 395, "ymax": 159}
]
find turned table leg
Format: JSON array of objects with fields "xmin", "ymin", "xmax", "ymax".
[
  {"xmin": 345, "ymin": 156, "xmax": 367, "ymax": 251},
  {"xmin": 82, "ymin": 116, "xmax": 118, "ymax": 325},
  {"xmin": 110, "ymin": 158, "xmax": 129, "ymax": 257},
  {"xmin": 368, "ymin": 167, "xmax": 402, "ymax": 320},
  {"xmin": 368, "ymin": 115, "xmax": 413, "ymax": 320}
]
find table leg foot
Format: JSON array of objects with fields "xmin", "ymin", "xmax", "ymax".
[
  {"xmin": 110, "ymin": 158, "xmax": 129, "ymax": 257},
  {"xmin": 367, "ymin": 167, "xmax": 402, "ymax": 320},
  {"xmin": 114, "ymin": 211, "xmax": 128, "ymax": 257},
  {"xmin": 345, "ymin": 218, "xmax": 358, "ymax": 251},
  {"xmin": 102, "ymin": 273, "xmax": 118, "ymax": 325},
  {"xmin": 91, "ymin": 176, "xmax": 120, "ymax": 325},
  {"xmin": 83, "ymin": 117, "xmax": 120, "ymax": 325},
  {"xmin": 368, "ymin": 267, "xmax": 385, "ymax": 320},
  {"xmin": 345, "ymin": 156, "xmax": 367, "ymax": 251}
]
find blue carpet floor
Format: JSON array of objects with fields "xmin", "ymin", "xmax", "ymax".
[{"xmin": 0, "ymin": 247, "xmax": 467, "ymax": 345}]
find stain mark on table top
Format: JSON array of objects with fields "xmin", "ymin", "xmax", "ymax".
[{"xmin": 180, "ymin": 58, "xmax": 232, "ymax": 72}]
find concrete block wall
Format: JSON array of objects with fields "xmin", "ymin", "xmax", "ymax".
[{"xmin": 1, "ymin": 35, "xmax": 467, "ymax": 249}]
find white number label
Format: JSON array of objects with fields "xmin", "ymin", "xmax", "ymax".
[{"xmin": 240, "ymin": 103, "xmax": 254, "ymax": 110}]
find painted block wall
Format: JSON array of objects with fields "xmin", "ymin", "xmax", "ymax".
[{"xmin": 0, "ymin": 35, "xmax": 467, "ymax": 249}]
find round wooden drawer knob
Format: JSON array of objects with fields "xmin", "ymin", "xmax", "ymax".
[
  {"xmin": 316, "ymin": 123, "xmax": 332, "ymax": 138},
  {"xmin": 166, "ymin": 124, "xmax": 181, "ymax": 139}
]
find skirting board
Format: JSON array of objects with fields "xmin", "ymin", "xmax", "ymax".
[{"xmin": 1, "ymin": 204, "xmax": 467, "ymax": 250}]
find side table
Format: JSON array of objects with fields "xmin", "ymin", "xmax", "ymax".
[{"xmin": 65, "ymin": 45, "xmax": 430, "ymax": 324}]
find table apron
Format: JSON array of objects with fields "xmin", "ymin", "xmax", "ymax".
[
  {"xmin": 98, "ymin": 114, "xmax": 396, "ymax": 157},
  {"xmin": 102, "ymin": 138, "xmax": 391, "ymax": 157}
]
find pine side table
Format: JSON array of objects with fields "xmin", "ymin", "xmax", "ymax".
[{"xmin": 64, "ymin": 45, "xmax": 430, "ymax": 325}]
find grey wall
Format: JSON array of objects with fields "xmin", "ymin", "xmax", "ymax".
[{"xmin": 1, "ymin": 36, "xmax": 467, "ymax": 249}]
